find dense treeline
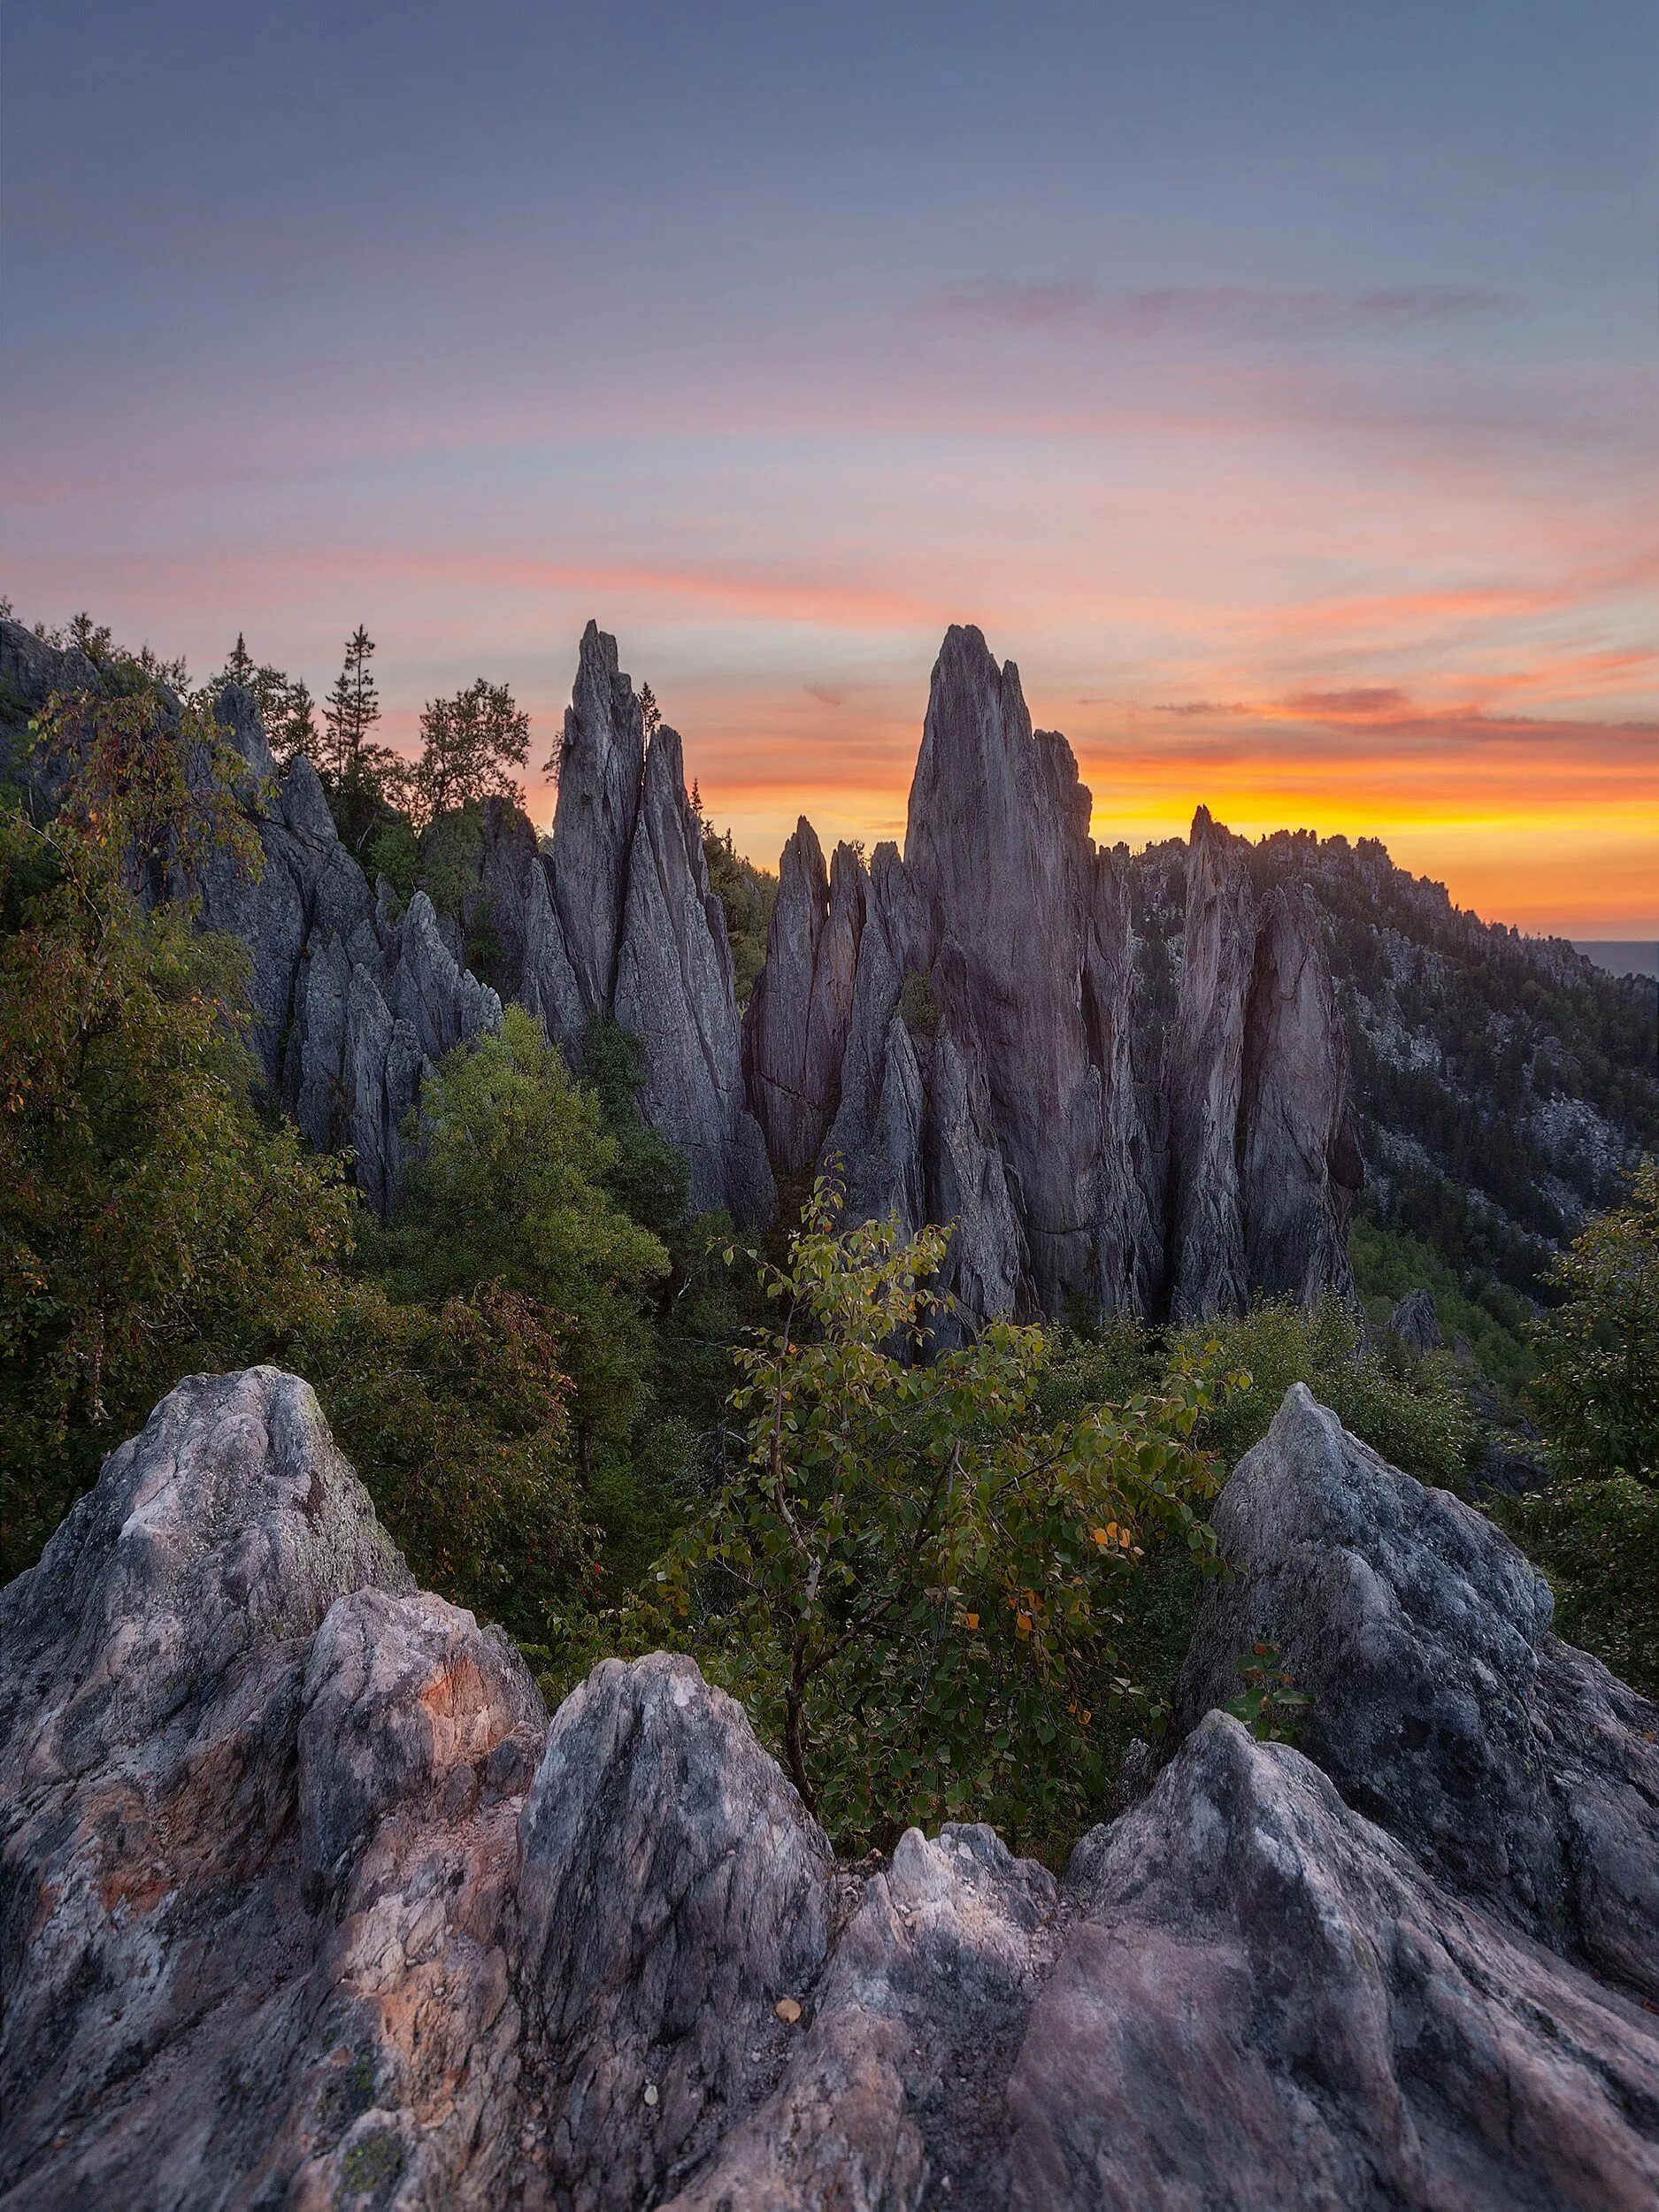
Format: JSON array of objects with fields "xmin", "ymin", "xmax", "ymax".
[{"xmin": 3, "ymin": 612, "xmax": 1654, "ymax": 1853}]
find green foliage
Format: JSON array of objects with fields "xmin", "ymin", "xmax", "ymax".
[
  {"xmin": 648, "ymin": 1185, "xmax": 1225, "ymax": 1858},
  {"xmin": 0, "ymin": 695, "xmax": 354, "ymax": 1575},
  {"xmin": 361, "ymin": 813, "xmax": 421, "ymax": 902},
  {"xmin": 898, "ymin": 966, "xmax": 941, "ymax": 1040},
  {"xmin": 213, "ymin": 634, "xmax": 319, "ymax": 766},
  {"xmin": 1176, "ymin": 1299, "xmax": 1474, "ymax": 1487},
  {"xmin": 369, "ymin": 1009, "xmax": 671, "ymax": 1469},
  {"xmin": 1349, "ymin": 1215, "xmax": 1535, "ymax": 1394},
  {"xmin": 278, "ymin": 1278, "xmax": 593, "ymax": 1640},
  {"xmin": 1485, "ymin": 1165, "xmax": 1659, "ymax": 1701},
  {"xmin": 1043, "ymin": 1297, "xmax": 1472, "ymax": 1491},
  {"xmin": 697, "ymin": 810, "xmax": 776, "ymax": 1005},
  {"xmin": 579, "ymin": 1016, "xmax": 689, "ymax": 1237},
  {"xmin": 1489, "ymin": 1477, "xmax": 1659, "ymax": 1702},
  {"xmin": 1225, "ymin": 1642, "xmax": 1310, "ymax": 1741},
  {"xmin": 407, "ymin": 678, "xmax": 529, "ymax": 830},
  {"xmin": 1531, "ymin": 1159, "xmax": 1659, "ymax": 1484},
  {"xmin": 319, "ymin": 626, "xmax": 407, "ymax": 854}
]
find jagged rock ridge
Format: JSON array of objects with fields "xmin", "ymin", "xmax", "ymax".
[
  {"xmin": 0, "ymin": 617, "xmax": 775, "ymax": 1227},
  {"xmin": 4, "ymin": 1367, "xmax": 1656, "ymax": 2208},
  {"xmin": 746, "ymin": 626, "xmax": 1362, "ymax": 1325}
]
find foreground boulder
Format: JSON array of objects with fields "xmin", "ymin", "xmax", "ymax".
[
  {"xmin": 4, "ymin": 1371, "xmax": 1658, "ymax": 2209},
  {"xmin": 1179, "ymin": 1382, "xmax": 1659, "ymax": 2002}
]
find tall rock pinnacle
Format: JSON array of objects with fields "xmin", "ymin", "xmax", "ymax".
[{"xmin": 550, "ymin": 620, "xmax": 645, "ymax": 1012}]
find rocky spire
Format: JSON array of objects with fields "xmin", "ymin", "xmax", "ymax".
[
  {"xmin": 549, "ymin": 619, "xmax": 645, "ymax": 1011},
  {"xmin": 901, "ymin": 628, "xmax": 1096, "ymax": 1310},
  {"xmin": 1164, "ymin": 805, "xmax": 1255, "ymax": 1317},
  {"xmin": 614, "ymin": 726, "xmax": 776, "ymax": 1225},
  {"xmin": 1240, "ymin": 880, "xmax": 1363, "ymax": 1304},
  {"xmin": 744, "ymin": 817, "xmax": 832, "ymax": 1172}
]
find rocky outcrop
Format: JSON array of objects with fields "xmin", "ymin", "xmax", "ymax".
[
  {"xmin": 1239, "ymin": 880, "xmax": 1363, "ymax": 1304},
  {"xmin": 0, "ymin": 617, "xmax": 774, "ymax": 1229},
  {"xmin": 550, "ymin": 619, "xmax": 645, "ymax": 1014},
  {"xmin": 748, "ymin": 629, "xmax": 1354, "ymax": 1327},
  {"xmin": 284, "ymin": 889, "xmax": 501, "ymax": 1214},
  {"xmin": 1179, "ymin": 1381, "xmax": 1659, "ymax": 2001},
  {"xmin": 1163, "ymin": 804, "xmax": 1256, "ymax": 1316},
  {"xmin": 1390, "ymin": 1285, "xmax": 1445, "ymax": 1353},
  {"xmin": 5, "ymin": 1369, "xmax": 1659, "ymax": 2208},
  {"xmin": 743, "ymin": 818, "xmax": 833, "ymax": 1173},
  {"xmin": 614, "ymin": 725, "xmax": 775, "ymax": 1223}
]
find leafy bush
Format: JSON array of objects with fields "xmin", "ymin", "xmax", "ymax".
[
  {"xmin": 1045, "ymin": 1299, "xmax": 1473, "ymax": 1491},
  {"xmin": 1531, "ymin": 1158, "xmax": 1659, "ymax": 1485},
  {"xmin": 0, "ymin": 694, "xmax": 353, "ymax": 1575},
  {"xmin": 1490, "ymin": 1477, "xmax": 1659, "ymax": 1703},
  {"xmin": 1348, "ymin": 1215, "xmax": 1535, "ymax": 1395},
  {"xmin": 368, "ymin": 1008, "xmax": 671, "ymax": 1471},
  {"xmin": 639, "ymin": 1187, "xmax": 1225, "ymax": 1859},
  {"xmin": 1483, "ymin": 1164, "xmax": 1659, "ymax": 1704}
]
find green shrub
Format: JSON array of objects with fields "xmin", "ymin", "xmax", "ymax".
[
  {"xmin": 1490, "ymin": 1477, "xmax": 1659, "ymax": 1701},
  {"xmin": 634, "ymin": 1186, "xmax": 1226, "ymax": 1860},
  {"xmin": 1531, "ymin": 1158, "xmax": 1659, "ymax": 1485}
]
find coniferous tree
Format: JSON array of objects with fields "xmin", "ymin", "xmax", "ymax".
[
  {"xmin": 322, "ymin": 626, "xmax": 380, "ymax": 782},
  {"xmin": 319, "ymin": 626, "xmax": 403, "ymax": 850}
]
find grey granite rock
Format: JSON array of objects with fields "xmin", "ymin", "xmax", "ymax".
[
  {"xmin": 613, "ymin": 725, "xmax": 776, "ymax": 1225},
  {"xmin": 904, "ymin": 628, "xmax": 1123, "ymax": 1317},
  {"xmin": 1009, "ymin": 1710, "xmax": 1659, "ymax": 2212},
  {"xmin": 549, "ymin": 619, "xmax": 645, "ymax": 1013},
  {"xmin": 5, "ymin": 1371, "xmax": 1659, "ymax": 2208},
  {"xmin": 1390, "ymin": 1285, "xmax": 1445, "ymax": 1353},
  {"xmin": 744, "ymin": 817, "xmax": 833, "ymax": 1173},
  {"xmin": 1240, "ymin": 880, "xmax": 1363, "ymax": 1305},
  {"xmin": 744, "ymin": 628, "xmax": 1353, "ymax": 1330},
  {"xmin": 1179, "ymin": 1381, "xmax": 1659, "ymax": 2000},
  {"xmin": 517, "ymin": 1653, "xmax": 835, "ymax": 2210},
  {"xmin": 1164, "ymin": 804, "xmax": 1255, "ymax": 1317}
]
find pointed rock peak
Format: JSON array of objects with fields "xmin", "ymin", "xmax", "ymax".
[
  {"xmin": 925, "ymin": 624, "xmax": 1030, "ymax": 741},
  {"xmin": 566, "ymin": 621, "xmax": 643, "ymax": 750},
  {"xmin": 781, "ymin": 816, "xmax": 828, "ymax": 900}
]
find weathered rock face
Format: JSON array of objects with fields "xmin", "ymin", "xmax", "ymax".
[
  {"xmin": 1179, "ymin": 1382, "xmax": 1659, "ymax": 2001},
  {"xmin": 1239, "ymin": 880, "xmax": 1363, "ymax": 1305},
  {"xmin": 549, "ymin": 620, "xmax": 645, "ymax": 1015},
  {"xmin": 614, "ymin": 726, "xmax": 775, "ymax": 1224},
  {"xmin": 1164, "ymin": 804, "xmax": 1256, "ymax": 1317},
  {"xmin": 284, "ymin": 888, "xmax": 502, "ymax": 1215},
  {"xmin": 5, "ymin": 1370, "xmax": 1659, "ymax": 2209},
  {"xmin": 0, "ymin": 617, "xmax": 774, "ymax": 1229},
  {"xmin": 743, "ymin": 817, "xmax": 833, "ymax": 1172},
  {"xmin": 1390, "ymin": 1284, "xmax": 1445, "ymax": 1353},
  {"xmin": 746, "ymin": 630, "xmax": 1355, "ymax": 1326}
]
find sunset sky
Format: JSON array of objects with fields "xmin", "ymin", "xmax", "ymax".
[{"xmin": 4, "ymin": 1, "xmax": 1655, "ymax": 935}]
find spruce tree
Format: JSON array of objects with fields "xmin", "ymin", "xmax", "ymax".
[{"xmin": 323, "ymin": 626, "xmax": 380, "ymax": 782}]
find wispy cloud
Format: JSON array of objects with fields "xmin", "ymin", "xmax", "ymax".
[{"xmin": 928, "ymin": 279, "xmax": 1513, "ymax": 343}]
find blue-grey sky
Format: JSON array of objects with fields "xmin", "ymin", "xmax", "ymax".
[{"xmin": 4, "ymin": 0, "xmax": 1655, "ymax": 929}]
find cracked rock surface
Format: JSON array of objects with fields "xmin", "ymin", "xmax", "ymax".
[{"xmin": 4, "ymin": 1370, "xmax": 1658, "ymax": 2208}]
